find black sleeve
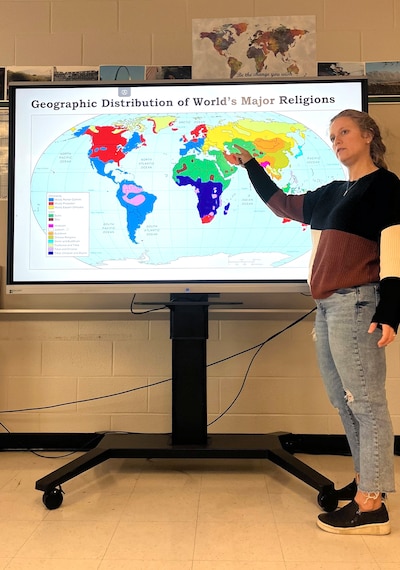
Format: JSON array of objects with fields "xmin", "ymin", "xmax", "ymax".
[
  {"xmin": 371, "ymin": 277, "xmax": 400, "ymax": 333},
  {"xmin": 244, "ymin": 158, "xmax": 311, "ymax": 223},
  {"xmin": 243, "ymin": 158, "xmax": 280, "ymax": 204}
]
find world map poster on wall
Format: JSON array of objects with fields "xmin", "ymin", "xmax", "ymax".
[{"xmin": 192, "ymin": 16, "xmax": 316, "ymax": 80}]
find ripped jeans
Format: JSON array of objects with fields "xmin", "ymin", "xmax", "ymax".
[{"xmin": 314, "ymin": 284, "xmax": 395, "ymax": 494}]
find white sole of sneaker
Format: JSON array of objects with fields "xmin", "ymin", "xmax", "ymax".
[{"xmin": 316, "ymin": 519, "xmax": 391, "ymax": 535}]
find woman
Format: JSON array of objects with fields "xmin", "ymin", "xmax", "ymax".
[{"xmin": 233, "ymin": 109, "xmax": 400, "ymax": 535}]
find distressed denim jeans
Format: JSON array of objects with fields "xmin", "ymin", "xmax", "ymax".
[{"xmin": 314, "ymin": 284, "xmax": 395, "ymax": 494}]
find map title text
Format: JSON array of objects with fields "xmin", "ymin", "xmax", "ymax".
[{"xmin": 31, "ymin": 93, "xmax": 337, "ymax": 112}]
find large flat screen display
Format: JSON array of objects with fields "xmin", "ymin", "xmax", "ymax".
[{"xmin": 6, "ymin": 77, "xmax": 368, "ymax": 294}]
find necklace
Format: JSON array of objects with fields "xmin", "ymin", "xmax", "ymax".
[{"xmin": 343, "ymin": 179, "xmax": 358, "ymax": 197}]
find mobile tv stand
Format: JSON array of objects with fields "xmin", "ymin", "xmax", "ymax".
[{"xmin": 36, "ymin": 293, "xmax": 339, "ymax": 511}]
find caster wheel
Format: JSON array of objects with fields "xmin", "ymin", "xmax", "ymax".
[
  {"xmin": 317, "ymin": 491, "xmax": 338, "ymax": 512},
  {"xmin": 43, "ymin": 487, "xmax": 64, "ymax": 510}
]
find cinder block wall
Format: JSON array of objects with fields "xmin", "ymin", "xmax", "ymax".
[{"xmin": 0, "ymin": 0, "xmax": 399, "ymax": 436}]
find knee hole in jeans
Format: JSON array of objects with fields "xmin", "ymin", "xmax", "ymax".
[{"xmin": 344, "ymin": 389, "xmax": 354, "ymax": 404}]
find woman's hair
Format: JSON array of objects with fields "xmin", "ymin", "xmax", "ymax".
[{"xmin": 330, "ymin": 109, "xmax": 388, "ymax": 169}]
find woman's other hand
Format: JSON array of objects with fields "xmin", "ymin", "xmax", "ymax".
[{"xmin": 368, "ymin": 322, "xmax": 397, "ymax": 347}]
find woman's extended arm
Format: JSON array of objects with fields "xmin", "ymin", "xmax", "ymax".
[{"xmin": 232, "ymin": 144, "xmax": 309, "ymax": 223}]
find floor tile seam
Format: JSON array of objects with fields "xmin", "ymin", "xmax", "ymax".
[
  {"xmin": 8, "ymin": 519, "xmax": 44, "ymax": 561},
  {"xmin": 266, "ymin": 510, "xmax": 287, "ymax": 563},
  {"xmin": 116, "ymin": 477, "xmax": 142, "ymax": 521},
  {"xmin": 97, "ymin": 517, "xmax": 126, "ymax": 563},
  {"xmin": 192, "ymin": 474, "xmax": 204, "ymax": 563}
]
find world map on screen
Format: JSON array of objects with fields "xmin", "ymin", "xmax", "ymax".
[{"xmin": 30, "ymin": 112, "xmax": 343, "ymax": 269}]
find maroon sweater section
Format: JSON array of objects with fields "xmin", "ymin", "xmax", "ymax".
[{"xmin": 244, "ymin": 158, "xmax": 400, "ymax": 331}]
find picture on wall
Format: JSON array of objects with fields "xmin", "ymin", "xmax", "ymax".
[
  {"xmin": 6, "ymin": 66, "xmax": 53, "ymax": 99},
  {"xmin": 366, "ymin": 61, "xmax": 400, "ymax": 97},
  {"xmin": 0, "ymin": 107, "xmax": 8, "ymax": 199},
  {"xmin": 318, "ymin": 62, "xmax": 365, "ymax": 77},
  {"xmin": 99, "ymin": 65, "xmax": 145, "ymax": 81},
  {"xmin": 0, "ymin": 67, "xmax": 5, "ymax": 100},
  {"xmin": 145, "ymin": 66, "xmax": 192, "ymax": 80},
  {"xmin": 192, "ymin": 16, "xmax": 316, "ymax": 80},
  {"xmin": 53, "ymin": 66, "xmax": 99, "ymax": 82}
]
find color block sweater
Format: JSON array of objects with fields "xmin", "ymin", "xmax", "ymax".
[{"xmin": 244, "ymin": 158, "xmax": 400, "ymax": 332}]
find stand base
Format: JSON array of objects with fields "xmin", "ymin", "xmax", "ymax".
[{"xmin": 35, "ymin": 432, "xmax": 340, "ymax": 512}]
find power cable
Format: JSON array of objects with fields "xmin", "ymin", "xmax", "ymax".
[{"xmin": 0, "ymin": 307, "xmax": 316, "ymax": 449}]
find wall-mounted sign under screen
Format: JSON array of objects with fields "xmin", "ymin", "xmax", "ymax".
[{"xmin": 7, "ymin": 77, "xmax": 368, "ymax": 295}]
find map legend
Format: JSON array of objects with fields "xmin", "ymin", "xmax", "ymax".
[{"xmin": 46, "ymin": 193, "xmax": 90, "ymax": 257}]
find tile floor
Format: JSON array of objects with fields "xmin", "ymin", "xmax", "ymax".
[{"xmin": 0, "ymin": 449, "xmax": 399, "ymax": 569}]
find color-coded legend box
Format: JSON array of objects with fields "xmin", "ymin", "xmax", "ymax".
[{"xmin": 46, "ymin": 193, "xmax": 90, "ymax": 256}]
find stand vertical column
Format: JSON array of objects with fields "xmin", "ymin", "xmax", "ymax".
[{"xmin": 170, "ymin": 293, "xmax": 209, "ymax": 445}]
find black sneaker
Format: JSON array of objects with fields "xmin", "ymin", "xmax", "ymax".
[
  {"xmin": 335, "ymin": 480, "xmax": 387, "ymax": 503},
  {"xmin": 336, "ymin": 479, "xmax": 357, "ymax": 501},
  {"xmin": 317, "ymin": 500, "xmax": 390, "ymax": 535}
]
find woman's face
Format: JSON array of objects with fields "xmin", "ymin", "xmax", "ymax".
[{"xmin": 329, "ymin": 116, "xmax": 372, "ymax": 167}]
